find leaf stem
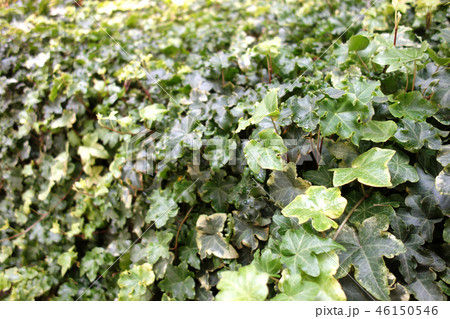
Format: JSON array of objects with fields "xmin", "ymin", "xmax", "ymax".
[
  {"xmin": 356, "ymin": 51, "xmax": 369, "ymax": 72},
  {"xmin": 221, "ymin": 69, "xmax": 225, "ymax": 87},
  {"xmin": 411, "ymin": 60, "xmax": 417, "ymax": 92},
  {"xmin": 137, "ymin": 79, "xmax": 153, "ymax": 103},
  {"xmin": 270, "ymin": 116, "xmax": 279, "ymax": 135},
  {"xmin": 266, "ymin": 55, "xmax": 272, "ymax": 84},
  {"xmin": 170, "ymin": 206, "xmax": 194, "ymax": 255},
  {"xmin": 333, "ymin": 191, "xmax": 370, "ymax": 241}
]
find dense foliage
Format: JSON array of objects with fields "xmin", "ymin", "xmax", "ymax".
[{"xmin": 0, "ymin": 0, "xmax": 449, "ymax": 301}]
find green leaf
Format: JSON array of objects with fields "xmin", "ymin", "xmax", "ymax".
[
  {"xmin": 267, "ymin": 162, "xmax": 311, "ymax": 207},
  {"xmin": 179, "ymin": 229, "xmax": 201, "ymax": 270},
  {"xmin": 373, "ymin": 46, "xmax": 426, "ymax": 72},
  {"xmin": 408, "ymin": 270, "xmax": 446, "ymax": 301},
  {"xmin": 196, "ymin": 213, "xmax": 238, "ymax": 259},
  {"xmin": 387, "ymin": 148, "xmax": 419, "ymax": 187},
  {"xmin": 317, "ymin": 98, "xmax": 370, "ymax": 145},
  {"xmin": 250, "ymin": 89, "xmax": 279, "ymax": 124},
  {"xmin": 272, "ymin": 271, "xmax": 320, "ymax": 301},
  {"xmin": 391, "ymin": 215, "xmax": 442, "ymax": 284},
  {"xmin": 389, "ymin": 91, "xmax": 438, "ymax": 121},
  {"xmin": 200, "ymin": 170, "xmax": 236, "ymax": 212},
  {"xmin": 282, "ymin": 186, "xmax": 347, "ymax": 231},
  {"xmin": 252, "ymin": 249, "xmax": 282, "ymax": 277},
  {"xmin": 437, "ymin": 145, "xmax": 450, "ymax": 167},
  {"xmin": 232, "ymin": 211, "xmax": 270, "ymax": 250},
  {"xmin": 361, "ymin": 120, "xmax": 397, "ymax": 143},
  {"xmin": 280, "ymin": 226, "xmax": 344, "ymax": 276},
  {"xmin": 286, "ymin": 95, "xmax": 320, "ymax": 132},
  {"xmin": 345, "ymin": 191, "xmax": 398, "ymax": 224},
  {"xmin": 51, "ymin": 110, "xmax": 76, "ymax": 129},
  {"xmin": 303, "ymin": 252, "xmax": 347, "ymax": 301},
  {"xmin": 203, "ymin": 136, "xmax": 233, "ymax": 171},
  {"xmin": 397, "ymin": 195, "xmax": 443, "ymax": 243},
  {"xmin": 57, "ymin": 248, "xmax": 77, "ymax": 276},
  {"xmin": 436, "ymin": 168, "xmax": 450, "ymax": 195},
  {"xmin": 348, "ymin": 35, "xmax": 369, "ymax": 51},
  {"xmin": 331, "ymin": 148, "xmax": 396, "ymax": 187},
  {"xmin": 118, "ymin": 263, "xmax": 155, "ymax": 301},
  {"xmin": 394, "ymin": 119, "xmax": 447, "ymax": 151},
  {"xmin": 427, "ymin": 47, "xmax": 450, "ymax": 66},
  {"xmin": 335, "ymin": 216, "xmax": 405, "ymax": 300},
  {"xmin": 244, "ymin": 140, "xmax": 284, "ymax": 174},
  {"xmin": 216, "ymin": 264, "xmax": 269, "ymax": 301},
  {"xmin": 80, "ymin": 248, "xmax": 112, "ymax": 282},
  {"xmin": 158, "ymin": 262, "xmax": 195, "ymax": 300},
  {"xmin": 145, "ymin": 189, "xmax": 179, "ymax": 228},
  {"xmin": 139, "ymin": 104, "xmax": 167, "ymax": 122}
]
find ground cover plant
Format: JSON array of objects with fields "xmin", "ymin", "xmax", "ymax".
[{"xmin": 0, "ymin": 0, "xmax": 449, "ymax": 301}]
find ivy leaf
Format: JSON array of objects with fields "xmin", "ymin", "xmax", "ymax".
[
  {"xmin": 232, "ymin": 211, "xmax": 270, "ymax": 250},
  {"xmin": 387, "ymin": 148, "xmax": 419, "ymax": 187},
  {"xmin": 280, "ymin": 226, "xmax": 344, "ymax": 277},
  {"xmin": 335, "ymin": 216, "xmax": 405, "ymax": 300},
  {"xmin": 286, "ymin": 95, "xmax": 320, "ymax": 132},
  {"xmin": 216, "ymin": 264, "xmax": 269, "ymax": 301},
  {"xmin": 78, "ymin": 132, "xmax": 109, "ymax": 162},
  {"xmin": 427, "ymin": 47, "xmax": 450, "ymax": 66},
  {"xmin": 394, "ymin": 119, "xmax": 447, "ymax": 151},
  {"xmin": 51, "ymin": 110, "xmax": 76, "ymax": 129},
  {"xmin": 408, "ymin": 270, "xmax": 446, "ymax": 301},
  {"xmin": 436, "ymin": 168, "xmax": 450, "ymax": 195},
  {"xmin": 57, "ymin": 248, "xmax": 77, "ymax": 276},
  {"xmin": 397, "ymin": 195, "xmax": 443, "ymax": 243},
  {"xmin": 141, "ymin": 231, "xmax": 173, "ymax": 265},
  {"xmin": 331, "ymin": 148, "xmax": 396, "ymax": 187},
  {"xmin": 267, "ymin": 162, "xmax": 311, "ymax": 207},
  {"xmin": 373, "ymin": 46, "xmax": 426, "ymax": 73},
  {"xmin": 139, "ymin": 104, "xmax": 167, "ymax": 122},
  {"xmin": 200, "ymin": 170, "xmax": 236, "ymax": 212},
  {"xmin": 391, "ymin": 216, "xmax": 440, "ymax": 284},
  {"xmin": 437, "ymin": 145, "xmax": 450, "ymax": 167},
  {"xmin": 252, "ymin": 249, "xmax": 282, "ymax": 277},
  {"xmin": 244, "ymin": 140, "xmax": 284, "ymax": 174},
  {"xmin": 158, "ymin": 262, "xmax": 195, "ymax": 300},
  {"xmin": 303, "ymin": 166, "xmax": 334, "ymax": 188},
  {"xmin": 345, "ymin": 78, "xmax": 382, "ymax": 106},
  {"xmin": 203, "ymin": 136, "xmax": 233, "ymax": 171},
  {"xmin": 80, "ymin": 248, "xmax": 112, "ymax": 282},
  {"xmin": 361, "ymin": 120, "xmax": 397, "ymax": 143},
  {"xmin": 250, "ymin": 89, "xmax": 279, "ymax": 124},
  {"xmin": 282, "ymin": 186, "xmax": 347, "ymax": 231},
  {"xmin": 179, "ymin": 229, "xmax": 201, "ymax": 270},
  {"xmin": 348, "ymin": 34, "xmax": 369, "ymax": 51},
  {"xmin": 145, "ymin": 189, "xmax": 179, "ymax": 228},
  {"xmin": 272, "ymin": 272, "xmax": 320, "ymax": 301},
  {"xmin": 389, "ymin": 91, "xmax": 438, "ymax": 121},
  {"xmin": 344, "ymin": 191, "xmax": 398, "ymax": 224},
  {"xmin": 118, "ymin": 263, "xmax": 155, "ymax": 301},
  {"xmin": 317, "ymin": 98, "xmax": 370, "ymax": 145},
  {"xmin": 304, "ymin": 252, "xmax": 347, "ymax": 301},
  {"xmin": 196, "ymin": 213, "xmax": 238, "ymax": 259}
]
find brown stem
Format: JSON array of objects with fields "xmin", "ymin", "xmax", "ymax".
[
  {"xmin": 426, "ymin": 11, "xmax": 432, "ymax": 30},
  {"xmin": 270, "ymin": 117, "xmax": 279, "ymax": 135},
  {"xmin": 411, "ymin": 60, "xmax": 417, "ymax": 91},
  {"xmin": 393, "ymin": 25, "xmax": 398, "ymax": 46},
  {"xmin": 333, "ymin": 192, "xmax": 370, "ymax": 241},
  {"xmin": 137, "ymin": 79, "xmax": 153, "ymax": 103},
  {"xmin": 405, "ymin": 69, "xmax": 409, "ymax": 91},
  {"xmin": 266, "ymin": 55, "xmax": 272, "ymax": 84},
  {"xmin": 222, "ymin": 69, "xmax": 225, "ymax": 87},
  {"xmin": 170, "ymin": 206, "xmax": 194, "ymax": 254},
  {"xmin": 356, "ymin": 52, "xmax": 369, "ymax": 72}
]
